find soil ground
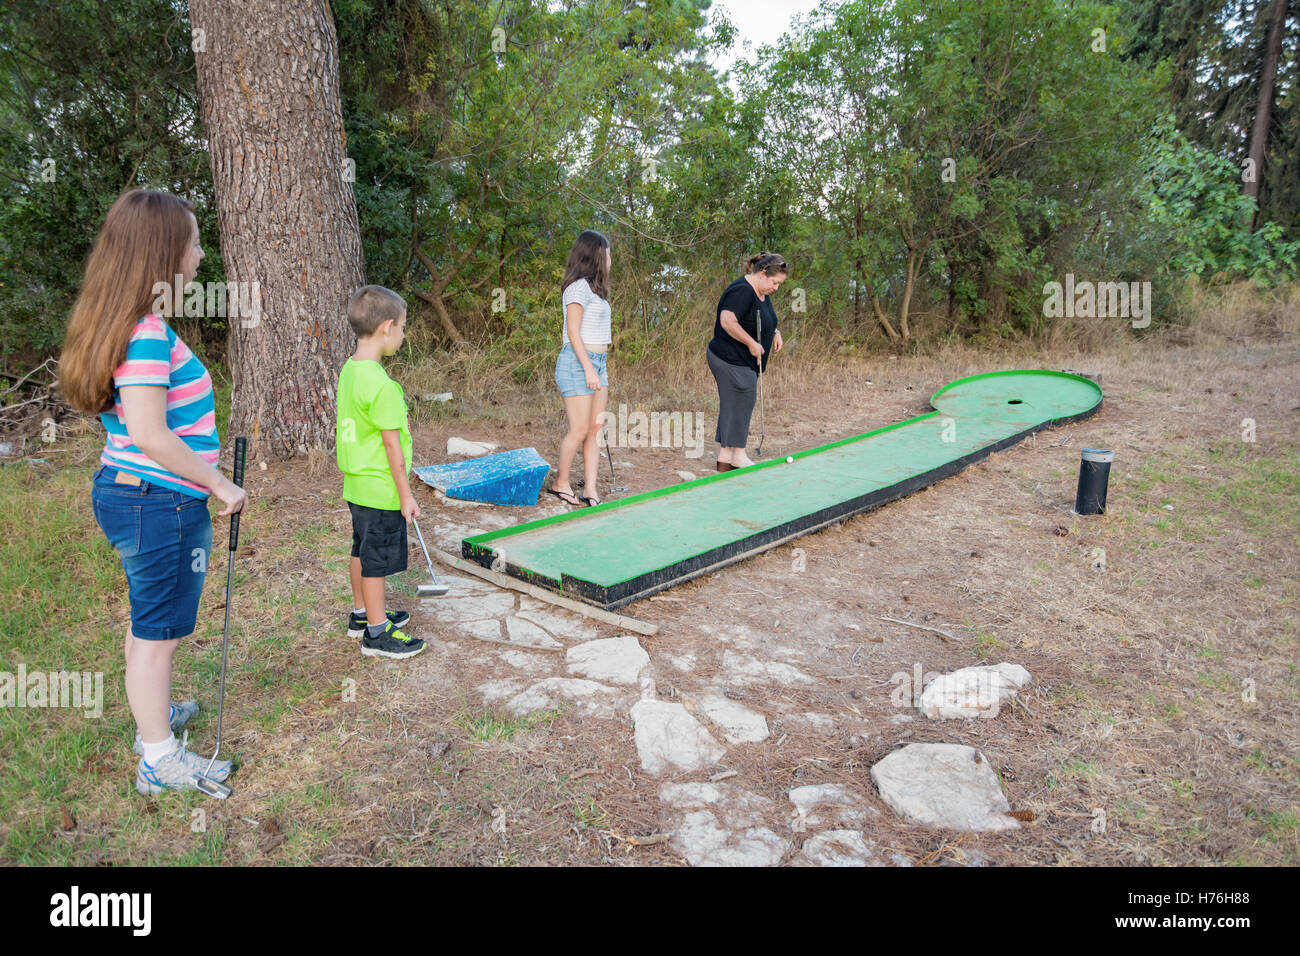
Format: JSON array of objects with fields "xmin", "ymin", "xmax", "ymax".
[{"xmin": 2, "ymin": 336, "xmax": 1297, "ymax": 866}]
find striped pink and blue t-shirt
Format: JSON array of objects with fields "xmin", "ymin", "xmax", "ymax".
[{"xmin": 99, "ymin": 314, "xmax": 219, "ymax": 499}]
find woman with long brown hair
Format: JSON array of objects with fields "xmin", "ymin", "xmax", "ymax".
[
  {"xmin": 548, "ymin": 229, "xmax": 613, "ymax": 507},
  {"xmin": 61, "ymin": 189, "xmax": 247, "ymax": 795}
]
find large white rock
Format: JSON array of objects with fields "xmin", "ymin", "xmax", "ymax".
[
  {"xmin": 506, "ymin": 678, "xmax": 623, "ymax": 718},
  {"xmin": 696, "ymin": 694, "xmax": 769, "ymax": 744},
  {"xmin": 446, "ymin": 437, "xmax": 499, "ymax": 457},
  {"xmin": 919, "ymin": 663, "xmax": 1032, "ymax": 719},
  {"xmin": 870, "ymin": 743, "xmax": 1020, "ymax": 832},
  {"xmin": 630, "ymin": 700, "xmax": 725, "ymax": 774},
  {"xmin": 565, "ymin": 635, "xmax": 649, "ymax": 685}
]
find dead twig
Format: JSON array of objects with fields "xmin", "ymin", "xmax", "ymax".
[{"xmin": 880, "ymin": 615, "xmax": 963, "ymax": 643}]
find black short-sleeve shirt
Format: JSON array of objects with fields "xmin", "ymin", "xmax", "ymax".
[{"xmin": 708, "ymin": 276, "xmax": 779, "ymax": 373}]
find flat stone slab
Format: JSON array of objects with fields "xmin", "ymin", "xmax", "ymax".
[
  {"xmin": 516, "ymin": 598, "xmax": 598, "ymax": 642},
  {"xmin": 919, "ymin": 663, "xmax": 1032, "ymax": 719},
  {"xmin": 507, "ymin": 678, "xmax": 624, "ymax": 719},
  {"xmin": 504, "ymin": 615, "xmax": 563, "ymax": 649},
  {"xmin": 476, "ymin": 678, "xmax": 525, "ymax": 703},
  {"xmin": 658, "ymin": 783, "xmax": 788, "ymax": 867},
  {"xmin": 671, "ymin": 812, "xmax": 787, "ymax": 867},
  {"xmin": 565, "ymin": 635, "xmax": 649, "ymax": 685},
  {"xmin": 721, "ymin": 651, "xmax": 814, "ymax": 686},
  {"xmin": 695, "ymin": 694, "xmax": 769, "ymax": 744},
  {"xmin": 870, "ymin": 743, "xmax": 1019, "ymax": 832},
  {"xmin": 452, "ymin": 619, "xmax": 503, "ymax": 642},
  {"xmin": 795, "ymin": 830, "xmax": 874, "ymax": 867},
  {"xmin": 425, "ymin": 592, "xmax": 515, "ymax": 622},
  {"xmin": 788, "ymin": 784, "xmax": 876, "ymax": 828},
  {"xmin": 794, "ymin": 831, "xmax": 914, "ymax": 867},
  {"xmin": 630, "ymin": 701, "xmax": 726, "ymax": 774}
]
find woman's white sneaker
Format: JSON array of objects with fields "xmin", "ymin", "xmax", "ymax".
[{"xmin": 135, "ymin": 735, "xmax": 233, "ymax": 796}]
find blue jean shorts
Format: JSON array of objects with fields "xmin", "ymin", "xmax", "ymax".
[
  {"xmin": 91, "ymin": 466, "xmax": 213, "ymax": 641},
  {"xmin": 555, "ymin": 345, "xmax": 609, "ymax": 397}
]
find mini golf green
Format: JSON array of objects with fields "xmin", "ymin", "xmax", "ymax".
[{"xmin": 463, "ymin": 369, "xmax": 1103, "ymax": 609}]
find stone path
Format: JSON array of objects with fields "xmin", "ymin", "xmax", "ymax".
[{"xmin": 415, "ymin": 517, "xmax": 1033, "ymax": 866}]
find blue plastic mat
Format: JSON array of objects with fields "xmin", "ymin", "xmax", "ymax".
[{"xmin": 414, "ymin": 447, "xmax": 551, "ymax": 506}]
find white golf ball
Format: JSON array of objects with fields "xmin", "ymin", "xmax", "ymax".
[{"xmin": 786, "ymin": 456, "xmax": 794, "ymax": 463}]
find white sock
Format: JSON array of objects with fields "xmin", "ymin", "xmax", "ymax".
[
  {"xmin": 353, "ymin": 608, "xmax": 366, "ymax": 617},
  {"xmin": 141, "ymin": 734, "xmax": 178, "ymax": 764}
]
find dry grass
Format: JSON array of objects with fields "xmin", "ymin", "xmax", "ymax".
[{"xmin": 4, "ymin": 279, "xmax": 1298, "ymax": 866}]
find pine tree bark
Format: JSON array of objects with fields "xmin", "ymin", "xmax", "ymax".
[
  {"xmin": 190, "ymin": 0, "xmax": 364, "ymax": 456},
  {"xmin": 1245, "ymin": 0, "xmax": 1288, "ymax": 227}
]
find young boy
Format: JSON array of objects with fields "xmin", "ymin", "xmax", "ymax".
[{"xmin": 336, "ymin": 285, "xmax": 426, "ymax": 658}]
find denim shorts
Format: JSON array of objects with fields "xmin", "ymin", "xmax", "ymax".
[
  {"xmin": 555, "ymin": 345, "xmax": 609, "ymax": 397},
  {"xmin": 91, "ymin": 466, "xmax": 213, "ymax": 641}
]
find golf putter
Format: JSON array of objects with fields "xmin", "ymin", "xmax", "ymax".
[
  {"xmin": 194, "ymin": 436, "xmax": 246, "ymax": 799},
  {"xmin": 411, "ymin": 517, "xmax": 449, "ymax": 597},
  {"xmin": 604, "ymin": 437, "xmax": 628, "ymax": 494}
]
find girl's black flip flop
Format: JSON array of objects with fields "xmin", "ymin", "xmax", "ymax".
[
  {"xmin": 546, "ymin": 488, "xmax": 582, "ymax": 506},
  {"xmin": 580, "ymin": 495, "xmax": 603, "ymax": 507}
]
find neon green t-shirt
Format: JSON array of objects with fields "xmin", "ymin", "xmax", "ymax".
[{"xmin": 335, "ymin": 358, "xmax": 412, "ymax": 510}]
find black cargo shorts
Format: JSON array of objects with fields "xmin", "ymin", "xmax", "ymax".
[{"xmin": 348, "ymin": 502, "xmax": 409, "ymax": 578}]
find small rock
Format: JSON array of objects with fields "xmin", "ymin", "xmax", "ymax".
[
  {"xmin": 675, "ymin": 471, "xmax": 697, "ymax": 482},
  {"xmin": 446, "ymin": 437, "xmax": 499, "ymax": 457},
  {"xmin": 697, "ymin": 694, "xmax": 769, "ymax": 744},
  {"xmin": 918, "ymin": 663, "xmax": 1032, "ymax": 719},
  {"xmin": 428, "ymin": 740, "xmax": 451, "ymax": 759}
]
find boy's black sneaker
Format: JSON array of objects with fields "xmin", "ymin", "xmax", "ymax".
[
  {"xmin": 361, "ymin": 620, "xmax": 426, "ymax": 659},
  {"xmin": 347, "ymin": 609, "xmax": 410, "ymax": 638}
]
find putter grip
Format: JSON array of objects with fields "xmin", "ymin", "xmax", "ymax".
[{"xmin": 229, "ymin": 436, "xmax": 246, "ymax": 553}]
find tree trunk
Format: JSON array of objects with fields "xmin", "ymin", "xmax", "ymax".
[
  {"xmin": 1245, "ymin": 0, "xmax": 1288, "ymax": 227},
  {"xmin": 190, "ymin": 0, "xmax": 364, "ymax": 457}
]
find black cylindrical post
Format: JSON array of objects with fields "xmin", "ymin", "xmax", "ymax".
[{"xmin": 1072, "ymin": 448, "xmax": 1113, "ymax": 515}]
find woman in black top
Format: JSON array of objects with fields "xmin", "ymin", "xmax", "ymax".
[{"xmin": 707, "ymin": 252, "xmax": 787, "ymax": 470}]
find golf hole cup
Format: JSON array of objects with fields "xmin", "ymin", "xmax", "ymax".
[{"xmin": 1072, "ymin": 448, "xmax": 1113, "ymax": 516}]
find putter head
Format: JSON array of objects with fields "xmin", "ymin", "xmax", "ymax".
[
  {"xmin": 193, "ymin": 773, "xmax": 232, "ymax": 800},
  {"xmin": 417, "ymin": 583, "xmax": 449, "ymax": 597}
]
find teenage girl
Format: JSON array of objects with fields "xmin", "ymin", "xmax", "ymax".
[
  {"xmin": 549, "ymin": 229, "xmax": 613, "ymax": 507},
  {"xmin": 61, "ymin": 189, "xmax": 248, "ymax": 795}
]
